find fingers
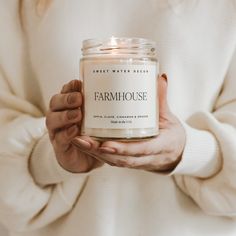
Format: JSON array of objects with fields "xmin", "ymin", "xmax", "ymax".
[
  {"xmin": 99, "ymin": 138, "xmax": 164, "ymax": 156},
  {"xmin": 71, "ymin": 135, "xmax": 173, "ymax": 171},
  {"xmin": 71, "ymin": 136, "xmax": 169, "ymax": 171},
  {"xmin": 158, "ymin": 74, "xmax": 170, "ymax": 114},
  {"xmin": 72, "ymin": 136, "xmax": 109, "ymax": 163},
  {"xmin": 54, "ymin": 130, "xmax": 104, "ymax": 173},
  {"xmin": 47, "ymin": 79, "xmax": 83, "ymax": 138},
  {"xmin": 72, "ymin": 136, "xmax": 107, "ymax": 166},
  {"xmin": 72, "ymin": 136, "xmax": 101, "ymax": 151},
  {"xmin": 105, "ymin": 154, "xmax": 156, "ymax": 169},
  {"xmin": 61, "ymin": 79, "xmax": 82, "ymax": 93},
  {"xmin": 50, "ymin": 92, "xmax": 82, "ymax": 112},
  {"xmin": 53, "ymin": 125, "xmax": 79, "ymax": 152},
  {"xmin": 49, "ymin": 79, "xmax": 82, "ymax": 112},
  {"xmin": 46, "ymin": 109, "xmax": 82, "ymax": 132},
  {"xmin": 93, "ymin": 153, "xmax": 174, "ymax": 171}
]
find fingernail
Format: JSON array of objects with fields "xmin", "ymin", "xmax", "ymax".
[
  {"xmin": 74, "ymin": 138, "xmax": 91, "ymax": 149},
  {"xmin": 67, "ymin": 125, "xmax": 77, "ymax": 136},
  {"xmin": 71, "ymin": 80, "xmax": 81, "ymax": 91},
  {"xmin": 99, "ymin": 147, "xmax": 116, "ymax": 154},
  {"xmin": 161, "ymin": 73, "xmax": 168, "ymax": 82},
  {"xmin": 67, "ymin": 109, "xmax": 79, "ymax": 120},
  {"xmin": 67, "ymin": 93, "xmax": 78, "ymax": 104}
]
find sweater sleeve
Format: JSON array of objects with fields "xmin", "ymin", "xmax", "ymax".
[
  {"xmin": 0, "ymin": 1, "xmax": 88, "ymax": 232},
  {"xmin": 171, "ymin": 46, "xmax": 236, "ymax": 217}
]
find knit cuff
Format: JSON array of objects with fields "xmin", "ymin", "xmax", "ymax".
[
  {"xmin": 30, "ymin": 132, "xmax": 87, "ymax": 186},
  {"xmin": 169, "ymin": 122, "xmax": 222, "ymax": 178}
]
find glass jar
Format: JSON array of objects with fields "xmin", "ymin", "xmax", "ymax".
[{"xmin": 80, "ymin": 37, "xmax": 159, "ymax": 140}]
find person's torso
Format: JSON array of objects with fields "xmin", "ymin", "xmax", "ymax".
[{"xmin": 14, "ymin": 0, "xmax": 236, "ymax": 235}]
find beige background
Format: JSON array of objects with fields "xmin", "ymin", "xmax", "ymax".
[{"xmin": 0, "ymin": 223, "xmax": 9, "ymax": 236}]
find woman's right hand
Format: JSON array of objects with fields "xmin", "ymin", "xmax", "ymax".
[{"xmin": 46, "ymin": 80, "xmax": 103, "ymax": 173}]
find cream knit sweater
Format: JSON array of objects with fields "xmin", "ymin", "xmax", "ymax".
[{"xmin": 1, "ymin": 0, "xmax": 236, "ymax": 236}]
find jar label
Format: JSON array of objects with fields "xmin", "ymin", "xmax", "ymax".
[{"xmin": 83, "ymin": 62, "xmax": 158, "ymax": 129}]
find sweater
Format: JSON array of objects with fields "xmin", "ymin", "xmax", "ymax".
[{"xmin": 0, "ymin": 0, "xmax": 236, "ymax": 235}]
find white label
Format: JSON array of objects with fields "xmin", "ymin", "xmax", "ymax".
[{"xmin": 83, "ymin": 62, "xmax": 158, "ymax": 129}]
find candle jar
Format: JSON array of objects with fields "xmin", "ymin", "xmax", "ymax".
[{"xmin": 80, "ymin": 37, "xmax": 159, "ymax": 140}]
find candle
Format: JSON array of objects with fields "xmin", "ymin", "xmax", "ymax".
[{"xmin": 80, "ymin": 37, "xmax": 159, "ymax": 140}]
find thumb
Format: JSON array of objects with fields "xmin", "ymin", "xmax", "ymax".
[{"xmin": 158, "ymin": 73, "xmax": 170, "ymax": 115}]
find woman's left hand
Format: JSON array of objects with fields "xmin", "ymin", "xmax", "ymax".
[{"xmin": 74, "ymin": 74, "xmax": 186, "ymax": 172}]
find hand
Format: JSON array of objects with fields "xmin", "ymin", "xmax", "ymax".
[
  {"xmin": 46, "ymin": 80, "xmax": 103, "ymax": 173},
  {"xmin": 74, "ymin": 74, "xmax": 186, "ymax": 172},
  {"xmin": 100, "ymin": 74, "xmax": 186, "ymax": 172}
]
